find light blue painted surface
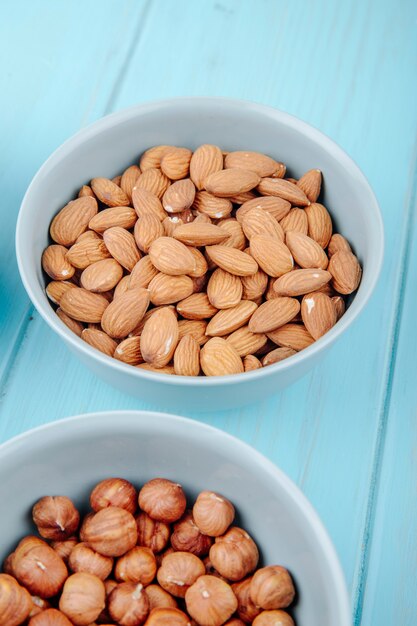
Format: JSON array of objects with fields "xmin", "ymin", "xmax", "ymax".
[{"xmin": 0, "ymin": 1, "xmax": 416, "ymax": 624}]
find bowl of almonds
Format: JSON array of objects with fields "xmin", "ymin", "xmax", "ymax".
[
  {"xmin": 16, "ymin": 98, "xmax": 383, "ymax": 409},
  {"xmin": 0, "ymin": 410, "xmax": 351, "ymax": 625}
]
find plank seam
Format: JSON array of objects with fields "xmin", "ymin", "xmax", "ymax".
[
  {"xmin": 0, "ymin": 304, "xmax": 34, "ymax": 401},
  {"xmin": 353, "ymin": 139, "xmax": 417, "ymax": 625}
]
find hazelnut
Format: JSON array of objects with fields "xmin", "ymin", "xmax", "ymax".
[
  {"xmin": 59, "ymin": 572, "xmax": 105, "ymax": 625},
  {"xmin": 105, "ymin": 578, "xmax": 119, "ymax": 596},
  {"xmin": 0, "ymin": 573, "xmax": 32, "ymax": 626},
  {"xmin": 50, "ymin": 537, "xmax": 78, "ymax": 563},
  {"xmin": 2, "ymin": 553, "xmax": 15, "ymax": 576},
  {"xmin": 252, "ymin": 610, "xmax": 295, "ymax": 626},
  {"xmin": 79, "ymin": 512, "xmax": 94, "ymax": 542},
  {"xmin": 28, "ymin": 595, "xmax": 51, "ymax": 617},
  {"xmin": 155, "ymin": 547, "xmax": 175, "ymax": 568},
  {"xmin": 12, "ymin": 536, "xmax": 68, "ymax": 598},
  {"xmin": 157, "ymin": 551, "xmax": 205, "ymax": 598},
  {"xmin": 193, "ymin": 491, "xmax": 235, "ymax": 537},
  {"xmin": 209, "ymin": 527, "xmax": 259, "ymax": 581},
  {"xmin": 185, "ymin": 574, "xmax": 238, "ymax": 626},
  {"xmin": 224, "ymin": 620, "xmax": 246, "ymax": 626},
  {"xmin": 115, "ymin": 546, "xmax": 157, "ymax": 585},
  {"xmin": 231, "ymin": 577, "xmax": 261, "ymax": 622},
  {"xmin": 82, "ymin": 506, "xmax": 138, "ymax": 557},
  {"xmin": 28, "ymin": 608, "xmax": 73, "ymax": 625},
  {"xmin": 108, "ymin": 582, "xmax": 150, "ymax": 626},
  {"xmin": 171, "ymin": 511, "xmax": 213, "ymax": 557},
  {"xmin": 250, "ymin": 566, "xmax": 295, "ymax": 610},
  {"xmin": 202, "ymin": 556, "xmax": 226, "ymax": 581},
  {"xmin": 144, "ymin": 584, "xmax": 178, "ymax": 610},
  {"xmin": 97, "ymin": 579, "xmax": 119, "ymax": 624},
  {"xmin": 68, "ymin": 542, "xmax": 113, "ymax": 580},
  {"xmin": 90, "ymin": 478, "xmax": 138, "ymax": 514},
  {"xmin": 136, "ymin": 512, "xmax": 171, "ymax": 553},
  {"xmin": 139, "ymin": 479, "xmax": 186, "ymax": 523},
  {"xmin": 144, "ymin": 606, "xmax": 192, "ymax": 625},
  {"xmin": 32, "ymin": 496, "xmax": 80, "ymax": 541}
]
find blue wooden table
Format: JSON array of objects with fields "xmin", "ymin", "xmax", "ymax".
[{"xmin": 1, "ymin": 1, "xmax": 416, "ymax": 623}]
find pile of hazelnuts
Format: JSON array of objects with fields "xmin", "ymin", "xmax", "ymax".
[{"xmin": 1, "ymin": 477, "xmax": 296, "ymax": 626}]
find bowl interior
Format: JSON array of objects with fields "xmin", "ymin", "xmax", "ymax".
[
  {"xmin": 0, "ymin": 411, "xmax": 350, "ymax": 626},
  {"xmin": 18, "ymin": 98, "xmax": 382, "ymax": 361}
]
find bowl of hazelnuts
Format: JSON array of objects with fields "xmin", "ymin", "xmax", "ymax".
[{"xmin": 0, "ymin": 410, "xmax": 350, "ymax": 626}]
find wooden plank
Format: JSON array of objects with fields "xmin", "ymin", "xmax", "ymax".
[
  {"xmin": 1, "ymin": 1, "xmax": 417, "ymax": 622},
  {"xmin": 0, "ymin": 0, "xmax": 150, "ymax": 381}
]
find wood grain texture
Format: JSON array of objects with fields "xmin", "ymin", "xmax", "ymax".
[{"xmin": 1, "ymin": 1, "xmax": 417, "ymax": 624}]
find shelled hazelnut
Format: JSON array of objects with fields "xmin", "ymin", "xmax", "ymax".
[
  {"xmin": 0, "ymin": 573, "xmax": 32, "ymax": 626},
  {"xmin": 90, "ymin": 478, "xmax": 137, "ymax": 514},
  {"xmin": 232, "ymin": 576, "xmax": 261, "ymax": 622},
  {"xmin": 139, "ymin": 479, "xmax": 186, "ymax": 523},
  {"xmin": 50, "ymin": 536, "xmax": 78, "ymax": 562},
  {"xmin": 171, "ymin": 511, "xmax": 213, "ymax": 556},
  {"xmin": 28, "ymin": 595, "xmax": 51, "ymax": 617},
  {"xmin": 144, "ymin": 606, "xmax": 192, "ymax": 625},
  {"xmin": 28, "ymin": 608, "xmax": 74, "ymax": 625},
  {"xmin": 157, "ymin": 551, "xmax": 205, "ymax": 597},
  {"xmin": 82, "ymin": 507, "xmax": 138, "ymax": 557},
  {"xmin": 144, "ymin": 584, "xmax": 178, "ymax": 610},
  {"xmin": 108, "ymin": 582, "xmax": 149, "ymax": 626},
  {"xmin": 32, "ymin": 496, "xmax": 80, "ymax": 541},
  {"xmin": 115, "ymin": 546, "xmax": 157, "ymax": 585},
  {"xmin": 59, "ymin": 572, "xmax": 106, "ymax": 625},
  {"xmin": 250, "ymin": 566, "xmax": 295, "ymax": 610},
  {"xmin": 193, "ymin": 491, "xmax": 235, "ymax": 537},
  {"xmin": 136, "ymin": 512, "xmax": 171, "ymax": 553},
  {"xmin": 12, "ymin": 536, "xmax": 68, "ymax": 598},
  {"xmin": 185, "ymin": 574, "xmax": 238, "ymax": 626},
  {"xmin": 252, "ymin": 610, "xmax": 295, "ymax": 626},
  {"xmin": 68, "ymin": 542, "xmax": 114, "ymax": 580},
  {"xmin": 209, "ymin": 527, "xmax": 259, "ymax": 581}
]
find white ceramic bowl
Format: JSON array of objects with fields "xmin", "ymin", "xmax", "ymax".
[
  {"xmin": 0, "ymin": 410, "xmax": 351, "ymax": 625},
  {"xmin": 16, "ymin": 98, "xmax": 383, "ymax": 410}
]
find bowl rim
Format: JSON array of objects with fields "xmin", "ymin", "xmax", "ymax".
[
  {"xmin": 0, "ymin": 409, "xmax": 351, "ymax": 625},
  {"xmin": 16, "ymin": 97, "xmax": 384, "ymax": 386}
]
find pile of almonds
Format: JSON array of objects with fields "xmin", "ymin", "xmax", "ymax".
[
  {"xmin": 1, "ymin": 477, "xmax": 296, "ymax": 625},
  {"xmin": 42, "ymin": 144, "xmax": 362, "ymax": 375}
]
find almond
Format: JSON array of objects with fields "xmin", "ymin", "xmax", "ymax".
[
  {"xmin": 173, "ymin": 335, "xmax": 201, "ymax": 376},
  {"xmin": 217, "ymin": 219, "xmax": 246, "ymax": 250},
  {"xmin": 80, "ymin": 258, "xmax": 123, "ymax": 292},
  {"xmin": 114, "ymin": 336, "xmax": 144, "ymax": 365},
  {"xmin": 236, "ymin": 196, "xmax": 291, "ymax": 222},
  {"xmin": 60, "ymin": 287, "xmax": 109, "ymax": 323},
  {"xmin": 140, "ymin": 145, "xmax": 171, "ymax": 171},
  {"xmin": 243, "ymin": 354, "xmax": 262, "ymax": 371},
  {"xmin": 161, "ymin": 147, "xmax": 192, "ymax": 180},
  {"xmin": 81, "ymin": 328, "xmax": 118, "ymax": 357},
  {"xmin": 163, "ymin": 216, "xmax": 183, "ymax": 237},
  {"xmin": 113, "ymin": 275, "xmax": 132, "ymax": 299},
  {"xmin": 227, "ymin": 190, "xmax": 258, "ymax": 204},
  {"xmin": 207, "ymin": 268, "xmax": 243, "ymax": 309},
  {"xmin": 257, "ymin": 178, "xmax": 310, "ymax": 206},
  {"xmin": 241, "ymin": 269, "xmax": 268, "ymax": 300},
  {"xmin": 148, "ymin": 273, "xmax": 194, "ymax": 305},
  {"xmin": 135, "ymin": 168, "xmax": 170, "ymax": 199},
  {"xmin": 66, "ymin": 237, "xmax": 110, "ymax": 269},
  {"xmin": 173, "ymin": 223, "xmax": 230, "ymax": 246},
  {"xmin": 42, "ymin": 245, "xmax": 75, "ymax": 280},
  {"xmin": 186, "ymin": 246, "xmax": 208, "ymax": 278},
  {"xmin": 134, "ymin": 214, "xmax": 165, "ymax": 252},
  {"xmin": 112, "ymin": 174, "xmax": 122, "ymax": 185},
  {"xmin": 137, "ymin": 363, "xmax": 175, "ymax": 374},
  {"xmin": 193, "ymin": 192, "xmax": 233, "ymax": 219},
  {"xmin": 129, "ymin": 256, "xmax": 159, "ymax": 289},
  {"xmin": 205, "ymin": 246, "xmax": 258, "ymax": 277},
  {"xmin": 297, "ymin": 169, "xmax": 322, "ymax": 202},
  {"xmin": 91, "ymin": 177, "xmax": 130, "ymax": 206},
  {"xmin": 50, "ymin": 196, "xmax": 98, "ymax": 246},
  {"xmin": 200, "ymin": 337, "xmax": 244, "ymax": 376},
  {"xmin": 241, "ymin": 208, "xmax": 284, "ymax": 242},
  {"xmin": 56, "ymin": 308, "xmax": 84, "ymax": 336},
  {"xmin": 132, "ymin": 188, "xmax": 166, "ymax": 221},
  {"xmin": 332, "ymin": 295, "xmax": 346, "ymax": 320},
  {"xmin": 328, "ymin": 251, "xmax": 362, "ymax": 294},
  {"xmin": 120, "ymin": 165, "xmax": 141, "ymax": 201},
  {"xmin": 305, "ymin": 203, "xmax": 332, "ymax": 248},
  {"xmin": 271, "ymin": 162, "xmax": 287, "ymax": 178},
  {"xmin": 328, "ymin": 234, "xmax": 352, "ymax": 257},
  {"xmin": 249, "ymin": 235, "xmax": 293, "ymax": 277},
  {"xmin": 46, "ymin": 280, "xmax": 77, "ymax": 305},
  {"xmin": 248, "ymin": 297, "xmax": 300, "ymax": 333},
  {"xmin": 89, "ymin": 207, "xmax": 137, "ymax": 233},
  {"xmin": 279, "ymin": 208, "xmax": 308, "ymax": 235},
  {"xmin": 273, "ymin": 269, "xmax": 332, "ymax": 296},
  {"xmin": 226, "ymin": 326, "xmax": 267, "ymax": 357},
  {"xmin": 206, "ymin": 300, "xmax": 258, "ymax": 337},
  {"xmin": 140, "ymin": 307, "xmax": 179, "ymax": 367},
  {"xmin": 76, "ymin": 230, "xmax": 100, "ymax": 243},
  {"xmin": 149, "ymin": 237, "xmax": 196, "ymax": 276},
  {"xmin": 129, "ymin": 305, "xmax": 176, "ymax": 337},
  {"xmin": 194, "ymin": 213, "xmax": 212, "ymax": 224},
  {"xmin": 224, "ymin": 151, "xmax": 281, "ymax": 177},
  {"xmin": 285, "ymin": 231, "xmax": 328, "ymax": 269},
  {"xmin": 262, "ymin": 347, "xmax": 297, "ymax": 366},
  {"xmin": 177, "ymin": 293, "xmax": 218, "ymax": 320},
  {"xmin": 267, "ymin": 323, "xmax": 314, "ymax": 351},
  {"xmin": 301, "ymin": 292, "xmax": 337, "ymax": 339},
  {"xmin": 205, "ymin": 168, "xmax": 260, "ymax": 197},
  {"xmin": 162, "ymin": 179, "xmax": 196, "ymax": 214},
  {"xmin": 178, "ymin": 320, "xmax": 209, "ymax": 345},
  {"xmin": 103, "ymin": 227, "xmax": 141, "ymax": 271},
  {"xmin": 78, "ymin": 185, "xmax": 95, "ymax": 198},
  {"xmin": 101, "ymin": 287, "xmax": 150, "ymax": 338},
  {"xmin": 190, "ymin": 144, "xmax": 223, "ymax": 190}
]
